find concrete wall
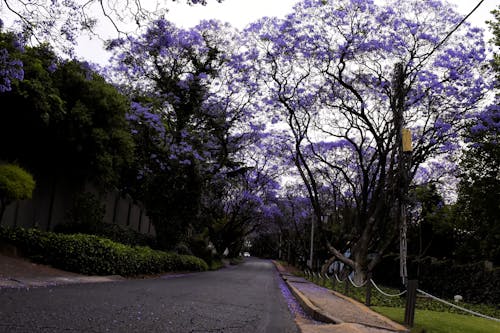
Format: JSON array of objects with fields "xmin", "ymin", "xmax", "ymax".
[{"xmin": 1, "ymin": 173, "xmax": 155, "ymax": 236}]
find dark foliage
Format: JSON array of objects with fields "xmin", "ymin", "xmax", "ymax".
[
  {"xmin": 53, "ymin": 192, "xmax": 157, "ymax": 248},
  {"xmin": 0, "ymin": 226, "xmax": 207, "ymax": 275}
]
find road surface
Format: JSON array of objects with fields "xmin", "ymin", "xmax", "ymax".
[{"xmin": 0, "ymin": 258, "xmax": 299, "ymax": 333}]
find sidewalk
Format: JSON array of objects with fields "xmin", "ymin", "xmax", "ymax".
[
  {"xmin": 0, "ymin": 253, "xmax": 124, "ymax": 288},
  {"xmin": 273, "ymin": 261, "xmax": 409, "ymax": 333}
]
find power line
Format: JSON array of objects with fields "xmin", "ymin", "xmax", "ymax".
[{"xmin": 418, "ymin": 0, "xmax": 485, "ymax": 66}]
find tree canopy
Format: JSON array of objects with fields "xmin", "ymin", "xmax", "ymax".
[
  {"xmin": 0, "ymin": 0, "xmax": 222, "ymax": 53},
  {"xmin": 239, "ymin": 0, "xmax": 491, "ymax": 280},
  {"xmin": 0, "ymin": 0, "xmax": 497, "ymax": 270},
  {"xmin": 0, "ymin": 31, "xmax": 134, "ymax": 188},
  {"xmin": 453, "ymin": 4, "xmax": 500, "ymax": 265},
  {"xmin": 108, "ymin": 19, "xmax": 273, "ymax": 251}
]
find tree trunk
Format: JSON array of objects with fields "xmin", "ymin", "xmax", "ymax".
[
  {"xmin": 0, "ymin": 199, "xmax": 5, "ymax": 225},
  {"xmin": 352, "ymin": 263, "xmax": 368, "ymax": 285}
]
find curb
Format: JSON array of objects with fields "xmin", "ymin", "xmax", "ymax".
[
  {"xmin": 272, "ymin": 261, "xmax": 409, "ymax": 333},
  {"xmin": 272, "ymin": 260, "xmax": 343, "ymax": 324},
  {"xmin": 0, "ymin": 275, "xmax": 125, "ymax": 289},
  {"xmin": 282, "ymin": 275, "xmax": 343, "ymax": 324}
]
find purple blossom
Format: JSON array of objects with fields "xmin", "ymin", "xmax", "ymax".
[
  {"xmin": 127, "ymin": 102, "xmax": 166, "ymax": 138},
  {"xmin": 47, "ymin": 62, "xmax": 57, "ymax": 73},
  {"xmin": 0, "ymin": 49, "xmax": 24, "ymax": 92}
]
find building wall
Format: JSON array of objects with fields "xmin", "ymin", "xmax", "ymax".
[{"xmin": 1, "ymin": 173, "xmax": 155, "ymax": 236}]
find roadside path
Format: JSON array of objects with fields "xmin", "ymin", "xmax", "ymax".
[{"xmin": 274, "ymin": 261, "xmax": 409, "ymax": 333}]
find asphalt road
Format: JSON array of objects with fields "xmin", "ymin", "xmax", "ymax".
[{"xmin": 0, "ymin": 258, "xmax": 299, "ymax": 333}]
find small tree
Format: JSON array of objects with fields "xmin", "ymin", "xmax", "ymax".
[
  {"xmin": 0, "ymin": 164, "xmax": 36, "ymax": 223},
  {"xmin": 453, "ymin": 5, "xmax": 500, "ymax": 265}
]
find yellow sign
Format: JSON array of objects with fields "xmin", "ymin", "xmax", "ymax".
[{"xmin": 402, "ymin": 129, "xmax": 412, "ymax": 152}]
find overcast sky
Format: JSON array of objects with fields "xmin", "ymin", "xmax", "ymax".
[
  {"xmin": 75, "ymin": 0, "xmax": 498, "ymax": 65},
  {"xmin": 164, "ymin": 0, "xmax": 497, "ymax": 30}
]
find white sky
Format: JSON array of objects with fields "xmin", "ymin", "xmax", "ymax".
[{"xmin": 73, "ymin": 0, "xmax": 498, "ymax": 65}]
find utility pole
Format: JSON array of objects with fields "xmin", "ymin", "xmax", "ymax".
[
  {"xmin": 392, "ymin": 62, "xmax": 412, "ymax": 286},
  {"xmin": 278, "ymin": 233, "xmax": 282, "ymax": 260},
  {"xmin": 309, "ymin": 214, "xmax": 314, "ymax": 270}
]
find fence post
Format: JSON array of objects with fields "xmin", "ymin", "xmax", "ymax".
[
  {"xmin": 404, "ymin": 280, "xmax": 418, "ymax": 327},
  {"xmin": 365, "ymin": 272, "xmax": 372, "ymax": 306}
]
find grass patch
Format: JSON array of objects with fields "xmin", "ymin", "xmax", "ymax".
[{"xmin": 372, "ymin": 306, "xmax": 500, "ymax": 333}]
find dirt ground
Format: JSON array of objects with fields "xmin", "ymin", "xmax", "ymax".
[{"xmin": 0, "ymin": 251, "xmax": 83, "ymax": 280}]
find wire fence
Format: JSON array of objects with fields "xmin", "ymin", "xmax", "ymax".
[
  {"xmin": 347, "ymin": 274, "xmax": 368, "ymax": 288},
  {"xmin": 370, "ymin": 279, "xmax": 407, "ymax": 297},
  {"xmin": 303, "ymin": 269, "xmax": 500, "ymax": 323},
  {"xmin": 416, "ymin": 289, "xmax": 500, "ymax": 323}
]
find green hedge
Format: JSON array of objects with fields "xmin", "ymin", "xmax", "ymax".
[
  {"xmin": 418, "ymin": 260, "xmax": 500, "ymax": 306},
  {"xmin": 374, "ymin": 257, "xmax": 500, "ymax": 306},
  {"xmin": 54, "ymin": 221, "xmax": 157, "ymax": 248},
  {"xmin": 0, "ymin": 226, "xmax": 207, "ymax": 276}
]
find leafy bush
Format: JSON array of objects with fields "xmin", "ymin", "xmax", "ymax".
[
  {"xmin": 418, "ymin": 260, "xmax": 500, "ymax": 306},
  {"xmin": 188, "ymin": 231, "xmax": 219, "ymax": 268},
  {"xmin": 374, "ymin": 256, "xmax": 500, "ymax": 306},
  {"xmin": 208, "ymin": 259, "xmax": 224, "ymax": 271},
  {"xmin": 54, "ymin": 219, "xmax": 156, "ymax": 248},
  {"xmin": 174, "ymin": 242, "xmax": 192, "ymax": 255},
  {"xmin": 64, "ymin": 192, "xmax": 105, "ymax": 227},
  {"xmin": 0, "ymin": 164, "xmax": 35, "ymax": 221},
  {"xmin": 0, "ymin": 226, "xmax": 207, "ymax": 276}
]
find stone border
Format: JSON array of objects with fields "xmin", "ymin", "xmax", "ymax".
[
  {"xmin": 273, "ymin": 261, "xmax": 409, "ymax": 333},
  {"xmin": 0, "ymin": 275, "xmax": 125, "ymax": 289},
  {"xmin": 282, "ymin": 274, "xmax": 344, "ymax": 324}
]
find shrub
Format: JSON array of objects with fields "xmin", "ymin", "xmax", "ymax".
[
  {"xmin": 208, "ymin": 259, "xmax": 224, "ymax": 271},
  {"xmin": 418, "ymin": 260, "xmax": 500, "ymax": 306},
  {"xmin": 189, "ymin": 231, "xmax": 218, "ymax": 268},
  {"xmin": 0, "ymin": 226, "xmax": 207, "ymax": 276},
  {"xmin": 174, "ymin": 242, "xmax": 192, "ymax": 255},
  {"xmin": 0, "ymin": 164, "xmax": 35, "ymax": 222},
  {"xmin": 374, "ymin": 256, "xmax": 500, "ymax": 306},
  {"xmin": 54, "ymin": 220, "xmax": 157, "ymax": 248},
  {"xmin": 64, "ymin": 192, "xmax": 105, "ymax": 227}
]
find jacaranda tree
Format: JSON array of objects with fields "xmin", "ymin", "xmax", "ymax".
[
  {"xmin": 0, "ymin": 1, "xmax": 222, "ymax": 53},
  {"xmin": 454, "ymin": 5, "xmax": 500, "ymax": 265},
  {"xmin": 244, "ymin": 0, "xmax": 491, "ymax": 282},
  {"xmin": 109, "ymin": 19, "xmax": 268, "ymax": 251},
  {"xmin": 0, "ymin": 23, "xmax": 24, "ymax": 93}
]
